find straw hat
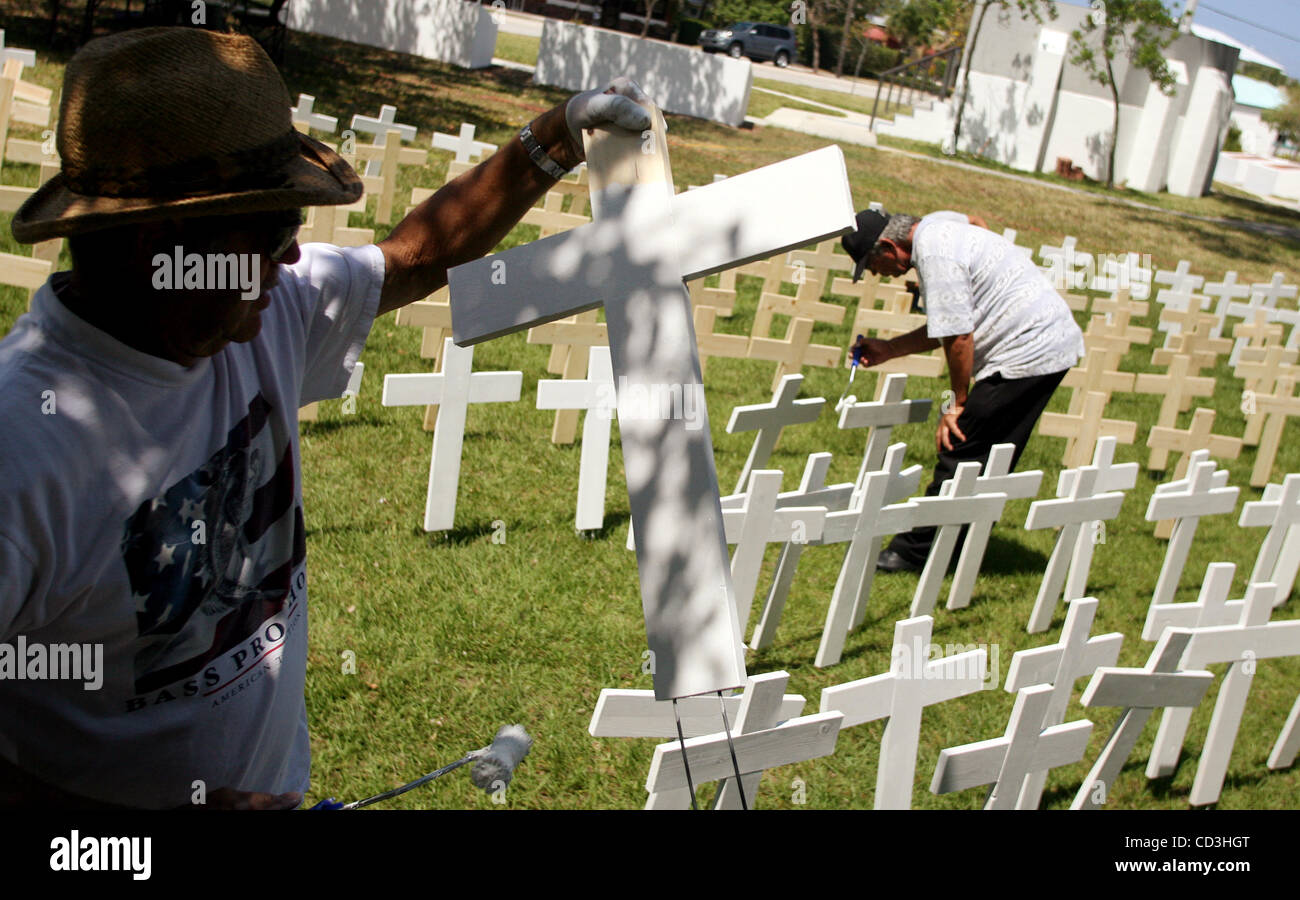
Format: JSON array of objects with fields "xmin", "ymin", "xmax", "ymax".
[{"xmin": 11, "ymin": 27, "xmax": 362, "ymax": 243}]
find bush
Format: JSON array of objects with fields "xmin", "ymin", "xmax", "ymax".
[{"xmin": 1224, "ymin": 123, "xmax": 1243, "ymax": 153}]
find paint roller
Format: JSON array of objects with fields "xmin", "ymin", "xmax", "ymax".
[{"xmin": 309, "ymin": 724, "xmax": 533, "ymax": 809}]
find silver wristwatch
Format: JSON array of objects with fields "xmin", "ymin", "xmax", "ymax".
[{"xmin": 519, "ymin": 123, "xmax": 569, "ymax": 180}]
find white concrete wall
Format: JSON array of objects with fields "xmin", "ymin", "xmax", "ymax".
[
  {"xmin": 534, "ymin": 20, "xmax": 752, "ymax": 128},
  {"xmin": 1167, "ymin": 65, "xmax": 1235, "ymax": 196},
  {"xmin": 1232, "ymin": 105, "xmax": 1278, "ymax": 156},
  {"xmin": 288, "ymin": 0, "xmax": 497, "ymax": 70},
  {"xmin": 1036, "ymin": 89, "xmax": 1136, "ymax": 181}
]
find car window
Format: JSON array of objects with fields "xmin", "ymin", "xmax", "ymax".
[
  {"xmin": 775, "ymin": 27, "xmax": 793, "ymax": 40},
  {"xmin": 757, "ymin": 25, "xmax": 774, "ymax": 37}
]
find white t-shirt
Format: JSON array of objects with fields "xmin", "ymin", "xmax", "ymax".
[
  {"xmin": 921, "ymin": 210, "xmax": 970, "ymax": 227},
  {"xmin": 0, "ymin": 242, "xmax": 384, "ymax": 808},
  {"xmin": 913, "ymin": 219, "xmax": 1084, "ymax": 381}
]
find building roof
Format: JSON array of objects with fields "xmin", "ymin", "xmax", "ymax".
[
  {"xmin": 1233, "ymin": 74, "xmax": 1287, "ymax": 110},
  {"xmin": 1190, "ymin": 23, "xmax": 1287, "ymax": 72}
]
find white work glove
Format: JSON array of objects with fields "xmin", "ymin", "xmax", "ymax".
[{"xmin": 565, "ymin": 77, "xmax": 655, "ymax": 147}]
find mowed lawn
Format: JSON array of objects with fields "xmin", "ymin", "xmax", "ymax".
[{"xmin": 2, "ymin": 20, "xmax": 1300, "ymax": 810}]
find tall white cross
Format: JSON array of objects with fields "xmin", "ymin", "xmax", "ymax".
[
  {"xmin": 946, "ymin": 444, "xmax": 1044, "ymax": 611},
  {"xmin": 290, "ymin": 93, "xmax": 338, "ymax": 133},
  {"xmin": 838, "ymin": 372, "xmax": 932, "ymax": 490},
  {"xmin": 1024, "ymin": 462, "xmax": 1127, "ymax": 634},
  {"xmin": 448, "ymin": 108, "xmax": 855, "ymax": 699},
  {"xmin": 381, "ymin": 337, "xmax": 522, "ymax": 532},
  {"xmin": 725, "ymin": 373, "xmax": 825, "ymax": 496},
  {"xmin": 820, "ymin": 615, "xmax": 987, "ymax": 809},
  {"xmin": 930, "ymin": 682, "xmax": 1093, "ymax": 809},
  {"xmin": 816, "ymin": 468, "xmax": 918, "ymax": 667},
  {"xmin": 1239, "ymin": 473, "xmax": 1300, "ymax": 606},
  {"xmin": 536, "ymin": 346, "xmax": 617, "ymax": 531},
  {"xmin": 1071, "ymin": 629, "xmax": 1215, "ymax": 809},
  {"xmin": 741, "ymin": 452, "xmax": 856, "ymax": 651},
  {"xmin": 1175, "ymin": 582, "xmax": 1300, "ymax": 805},
  {"xmin": 431, "ymin": 122, "xmax": 497, "ymax": 163},
  {"xmin": 350, "ymin": 104, "xmax": 417, "ymax": 176},
  {"xmin": 722, "ymin": 469, "xmax": 826, "ymax": 630},
  {"xmin": 908, "ymin": 463, "xmax": 1009, "ymax": 618},
  {"xmin": 1145, "ymin": 452, "xmax": 1238, "ymax": 598},
  {"xmin": 1003, "ymin": 597, "xmax": 1123, "ymax": 809}
]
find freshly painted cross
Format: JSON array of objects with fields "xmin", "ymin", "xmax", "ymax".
[
  {"xmin": 431, "ymin": 122, "xmax": 497, "ymax": 164},
  {"xmin": 1174, "ymin": 582, "xmax": 1300, "ymax": 806},
  {"xmin": 1239, "ymin": 473, "xmax": 1300, "ymax": 602},
  {"xmin": 290, "ymin": 93, "xmax": 338, "ymax": 134},
  {"xmin": 448, "ymin": 109, "xmax": 855, "ymax": 698},
  {"xmin": 1145, "ymin": 451, "xmax": 1238, "ymax": 582},
  {"xmin": 837, "ymin": 372, "xmax": 932, "ymax": 490},
  {"xmin": 945, "ymin": 443, "xmax": 1044, "ymax": 612},
  {"xmin": 930, "ymin": 682, "xmax": 1092, "ymax": 809},
  {"xmin": 820, "ymin": 615, "xmax": 987, "ymax": 809},
  {"xmin": 535, "ymin": 345, "xmax": 616, "ymax": 531},
  {"xmin": 725, "ymin": 374, "xmax": 825, "ymax": 496},
  {"xmin": 382, "ymin": 337, "xmax": 522, "ymax": 532},
  {"xmin": 1002, "ymin": 597, "xmax": 1123, "ymax": 809},
  {"xmin": 1071, "ymin": 629, "xmax": 1214, "ymax": 810}
]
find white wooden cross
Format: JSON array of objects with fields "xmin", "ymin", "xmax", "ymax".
[
  {"xmin": 1152, "ymin": 259, "xmax": 1205, "ymax": 312},
  {"xmin": 1146, "ymin": 451, "xmax": 1238, "ymax": 587},
  {"xmin": 725, "ymin": 374, "xmax": 825, "ymax": 496},
  {"xmin": 349, "ymin": 104, "xmax": 417, "ymax": 176},
  {"xmin": 837, "ymin": 372, "xmax": 932, "ymax": 490},
  {"xmin": 1071, "ymin": 629, "xmax": 1215, "ymax": 809},
  {"xmin": 1174, "ymin": 582, "xmax": 1300, "ymax": 805},
  {"xmin": 1205, "ymin": 270, "xmax": 1252, "ymax": 340},
  {"xmin": 536, "ymin": 345, "xmax": 617, "ymax": 530},
  {"xmin": 722, "ymin": 469, "xmax": 827, "ymax": 631},
  {"xmin": 447, "ymin": 108, "xmax": 854, "ymax": 699},
  {"xmin": 0, "ymin": 30, "xmax": 36, "ymax": 68},
  {"xmin": 819, "ymin": 615, "xmax": 987, "ymax": 809},
  {"xmin": 1269, "ymin": 693, "xmax": 1300, "ymax": 773},
  {"xmin": 1094, "ymin": 251, "xmax": 1152, "ymax": 301},
  {"xmin": 381, "ymin": 337, "xmax": 522, "ymax": 532},
  {"xmin": 945, "ymin": 443, "xmax": 1044, "ymax": 612},
  {"xmin": 643, "ymin": 673, "xmax": 843, "ymax": 809},
  {"xmin": 1003, "ymin": 597, "xmax": 1123, "ymax": 809},
  {"xmin": 908, "ymin": 463, "xmax": 1009, "ymax": 618},
  {"xmin": 1140, "ymin": 563, "xmax": 1244, "ymax": 786},
  {"xmin": 1240, "ymin": 474, "xmax": 1300, "ymax": 605},
  {"xmin": 1249, "ymin": 272, "xmax": 1298, "ymax": 311},
  {"xmin": 930, "ymin": 682, "xmax": 1092, "ymax": 809},
  {"xmin": 816, "ymin": 469, "xmax": 918, "ymax": 668},
  {"xmin": 1024, "ymin": 451, "xmax": 1130, "ymax": 634},
  {"xmin": 589, "ymin": 671, "xmax": 809, "ymax": 809},
  {"xmin": 431, "ymin": 122, "xmax": 497, "ymax": 164},
  {"xmin": 290, "ymin": 93, "xmax": 338, "ymax": 134},
  {"xmin": 743, "ymin": 452, "xmax": 856, "ymax": 651},
  {"xmin": 1038, "ymin": 235, "xmax": 1093, "ymax": 291}
]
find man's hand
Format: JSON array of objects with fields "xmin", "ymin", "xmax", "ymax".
[
  {"xmin": 936, "ymin": 403, "xmax": 967, "ymax": 452},
  {"xmin": 853, "ymin": 336, "xmax": 895, "ymax": 368},
  {"xmin": 565, "ymin": 77, "xmax": 654, "ymax": 157}
]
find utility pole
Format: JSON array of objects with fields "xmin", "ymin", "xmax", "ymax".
[{"xmin": 1179, "ymin": 0, "xmax": 1198, "ymax": 33}]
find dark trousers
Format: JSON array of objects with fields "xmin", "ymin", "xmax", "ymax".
[{"xmin": 887, "ymin": 368, "xmax": 1069, "ymax": 567}]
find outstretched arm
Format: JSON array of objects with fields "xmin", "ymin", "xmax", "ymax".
[
  {"xmin": 855, "ymin": 325, "xmax": 941, "ymax": 367},
  {"xmin": 375, "ymin": 80, "xmax": 651, "ymax": 315},
  {"xmin": 937, "ymin": 333, "xmax": 973, "ymax": 451}
]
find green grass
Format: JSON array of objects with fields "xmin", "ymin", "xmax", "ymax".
[
  {"xmin": 492, "ymin": 31, "xmax": 540, "ymax": 67},
  {"xmin": 2, "ymin": 15, "xmax": 1300, "ymax": 810},
  {"xmin": 878, "ymin": 134, "xmax": 1300, "ymax": 231},
  {"xmin": 753, "ymin": 76, "xmax": 905, "ymax": 119},
  {"xmin": 747, "ymin": 88, "xmax": 846, "ymax": 120}
]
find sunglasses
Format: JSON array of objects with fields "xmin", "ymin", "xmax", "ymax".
[{"xmin": 261, "ymin": 209, "xmax": 304, "ymax": 261}]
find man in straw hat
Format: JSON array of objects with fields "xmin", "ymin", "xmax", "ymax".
[
  {"xmin": 841, "ymin": 209, "xmax": 1083, "ymax": 574},
  {"xmin": 0, "ymin": 26, "xmax": 651, "ymax": 808}
]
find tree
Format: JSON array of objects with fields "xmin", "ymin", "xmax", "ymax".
[
  {"xmin": 835, "ymin": 0, "xmax": 856, "ymax": 77},
  {"xmin": 1070, "ymin": 0, "xmax": 1180, "ymax": 189},
  {"xmin": 1263, "ymin": 84, "xmax": 1300, "ymax": 146},
  {"xmin": 887, "ymin": 0, "xmax": 962, "ymax": 58},
  {"xmin": 950, "ymin": 1, "xmax": 1055, "ymax": 155}
]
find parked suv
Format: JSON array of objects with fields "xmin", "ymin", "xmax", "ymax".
[{"xmin": 699, "ymin": 22, "xmax": 797, "ymax": 67}]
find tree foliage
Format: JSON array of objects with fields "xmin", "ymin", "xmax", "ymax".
[
  {"xmin": 1263, "ymin": 84, "xmax": 1300, "ymax": 146},
  {"xmin": 1070, "ymin": 0, "xmax": 1180, "ymax": 188}
]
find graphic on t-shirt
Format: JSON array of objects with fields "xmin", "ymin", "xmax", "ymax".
[{"xmin": 120, "ymin": 392, "xmax": 305, "ymax": 693}]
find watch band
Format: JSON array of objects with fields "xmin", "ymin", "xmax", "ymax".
[{"xmin": 519, "ymin": 123, "xmax": 569, "ymax": 180}]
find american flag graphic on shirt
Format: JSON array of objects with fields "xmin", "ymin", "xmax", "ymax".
[{"xmin": 119, "ymin": 392, "xmax": 305, "ymax": 694}]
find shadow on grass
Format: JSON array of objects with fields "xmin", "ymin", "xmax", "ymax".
[
  {"xmin": 299, "ymin": 413, "xmax": 388, "ymax": 434},
  {"xmin": 415, "ymin": 520, "xmax": 501, "ymax": 546},
  {"xmin": 578, "ymin": 510, "xmax": 631, "ymax": 541},
  {"xmin": 978, "ymin": 533, "xmax": 1051, "ymax": 576}
]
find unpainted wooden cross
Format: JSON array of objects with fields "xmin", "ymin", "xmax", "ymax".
[
  {"xmin": 349, "ymin": 104, "xmax": 417, "ymax": 177},
  {"xmin": 1145, "ymin": 407, "xmax": 1243, "ymax": 479}
]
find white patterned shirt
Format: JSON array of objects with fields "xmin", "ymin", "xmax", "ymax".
[{"xmin": 913, "ymin": 219, "xmax": 1084, "ymax": 381}]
